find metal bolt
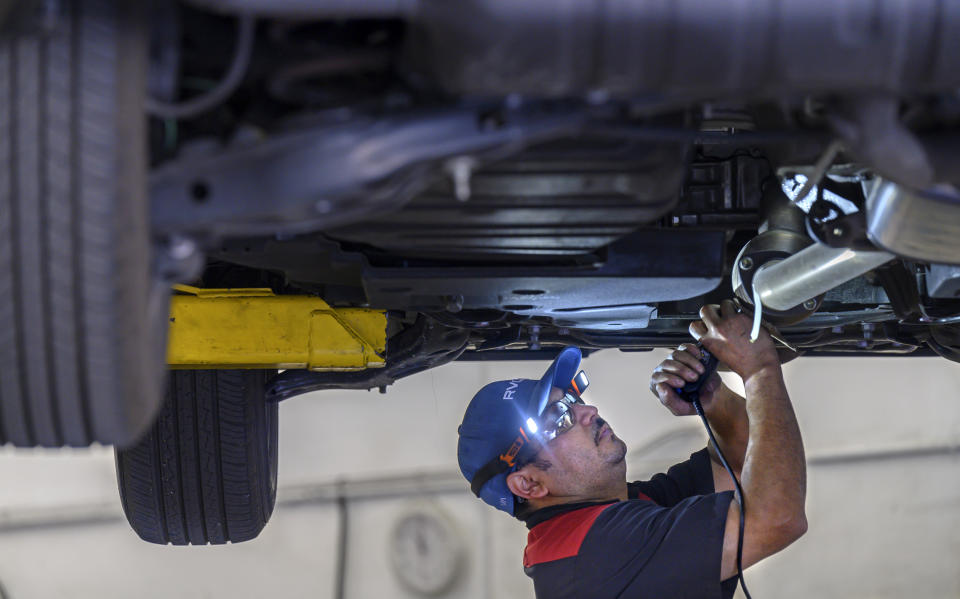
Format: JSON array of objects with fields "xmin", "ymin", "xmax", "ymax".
[
  {"xmin": 862, "ymin": 322, "xmax": 876, "ymax": 340},
  {"xmin": 529, "ymin": 325, "xmax": 541, "ymax": 350},
  {"xmin": 739, "ymin": 256, "xmax": 755, "ymax": 271},
  {"xmin": 802, "ymin": 298, "xmax": 818, "ymax": 311},
  {"xmin": 168, "ymin": 236, "xmax": 197, "ymax": 261},
  {"xmin": 444, "ymin": 295, "xmax": 464, "ymax": 313},
  {"xmin": 446, "ymin": 156, "xmax": 477, "ymax": 202},
  {"xmin": 832, "ymin": 225, "xmax": 845, "ymax": 238}
]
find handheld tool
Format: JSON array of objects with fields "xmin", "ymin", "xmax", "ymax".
[{"xmin": 674, "ymin": 346, "xmax": 719, "ymax": 403}]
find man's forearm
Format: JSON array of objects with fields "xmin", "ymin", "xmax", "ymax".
[
  {"xmin": 740, "ymin": 365, "xmax": 807, "ymax": 539},
  {"xmin": 703, "ymin": 384, "xmax": 748, "ymax": 475},
  {"xmin": 688, "ymin": 301, "xmax": 807, "ymax": 576}
]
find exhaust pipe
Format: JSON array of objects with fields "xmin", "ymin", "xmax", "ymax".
[
  {"xmin": 752, "ymin": 243, "xmax": 894, "ymax": 312},
  {"xmin": 180, "ymin": 0, "xmax": 960, "ymax": 102}
]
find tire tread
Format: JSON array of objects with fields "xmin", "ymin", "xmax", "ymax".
[
  {"xmin": 116, "ymin": 370, "xmax": 278, "ymax": 545},
  {"xmin": 0, "ymin": 0, "xmax": 164, "ymax": 448}
]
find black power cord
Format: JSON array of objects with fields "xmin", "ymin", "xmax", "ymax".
[
  {"xmin": 692, "ymin": 396, "xmax": 752, "ymax": 599},
  {"xmin": 674, "ymin": 345, "xmax": 751, "ymax": 599}
]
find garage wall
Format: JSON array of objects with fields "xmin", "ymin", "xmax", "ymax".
[{"xmin": 0, "ymin": 351, "xmax": 958, "ymax": 598}]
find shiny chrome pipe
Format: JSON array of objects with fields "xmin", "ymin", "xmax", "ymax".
[
  {"xmin": 866, "ymin": 179, "xmax": 960, "ymax": 265},
  {"xmin": 752, "ymin": 243, "xmax": 894, "ymax": 312}
]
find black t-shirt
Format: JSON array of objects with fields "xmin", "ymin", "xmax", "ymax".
[{"xmin": 520, "ymin": 448, "xmax": 737, "ymax": 599}]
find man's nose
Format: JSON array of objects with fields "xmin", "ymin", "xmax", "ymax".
[{"xmin": 573, "ymin": 402, "xmax": 599, "ymax": 425}]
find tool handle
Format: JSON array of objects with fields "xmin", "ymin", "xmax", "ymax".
[{"xmin": 674, "ymin": 345, "xmax": 720, "ymax": 403}]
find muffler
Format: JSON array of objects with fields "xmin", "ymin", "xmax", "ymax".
[
  {"xmin": 866, "ymin": 179, "xmax": 960, "ymax": 266},
  {"xmin": 750, "ymin": 244, "xmax": 894, "ymax": 312},
  {"xmin": 733, "ymin": 185, "xmax": 895, "ymax": 321}
]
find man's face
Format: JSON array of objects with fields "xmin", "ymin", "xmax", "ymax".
[{"xmin": 528, "ymin": 386, "xmax": 628, "ymax": 498}]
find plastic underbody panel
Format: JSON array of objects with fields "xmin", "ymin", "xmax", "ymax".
[{"xmin": 325, "ymin": 138, "xmax": 689, "ymax": 259}]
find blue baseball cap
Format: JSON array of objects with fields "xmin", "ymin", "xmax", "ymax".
[{"xmin": 457, "ymin": 347, "xmax": 582, "ymax": 515}]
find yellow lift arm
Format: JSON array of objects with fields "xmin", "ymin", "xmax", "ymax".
[{"xmin": 167, "ymin": 285, "xmax": 387, "ymax": 371}]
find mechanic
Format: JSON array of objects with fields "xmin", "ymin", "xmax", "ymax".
[{"xmin": 457, "ymin": 300, "xmax": 807, "ymax": 598}]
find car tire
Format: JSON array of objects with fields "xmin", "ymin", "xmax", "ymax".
[
  {"xmin": 0, "ymin": 0, "xmax": 167, "ymax": 447},
  {"xmin": 115, "ymin": 369, "xmax": 279, "ymax": 545}
]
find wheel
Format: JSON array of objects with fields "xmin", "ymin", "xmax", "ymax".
[
  {"xmin": 0, "ymin": 0, "xmax": 167, "ymax": 447},
  {"xmin": 115, "ymin": 369, "xmax": 279, "ymax": 545}
]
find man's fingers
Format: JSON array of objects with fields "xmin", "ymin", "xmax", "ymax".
[
  {"xmin": 720, "ymin": 299, "xmax": 738, "ymax": 318},
  {"xmin": 672, "ymin": 343, "xmax": 704, "ymax": 365},
  {"xmin": 654, "ymin": 383, "xmax": 696, "ymax": 416},
  {"xmin": 651, "ymin": 368, "xmax": 687, "ymax": 389},
  {"xmin": 658, "ymin": 359, "xmax": 701, "ymax": 382},
  {"xmin": 666, "ymin": 349, "xmax": 705, "ymax": 376},
  {"xmin": 699, "ymin": 303, "xmax": 720, "ymax": 325},
  {"xmin": 689, "ymin": 319, "xmax": 708, "ymax": 340},
  {"xmin": 654, "ymin": 382, "xmax": 677, "ymax": 403}
]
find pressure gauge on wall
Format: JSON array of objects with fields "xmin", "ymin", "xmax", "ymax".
[{"xmin": 388, "ymin": 506, "xmax": 465, "ymax": 596}]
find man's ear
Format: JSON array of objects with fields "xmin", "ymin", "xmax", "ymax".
[{"xmin": 506, "ymin": 468, "xmax": 549, "ymax": 501}]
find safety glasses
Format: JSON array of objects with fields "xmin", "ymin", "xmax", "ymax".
[
  {"xmin": 525, "ymin": 369, "xmax": 590, "ymax": 442},
  {"xmin": 535, "ymin": 391, "xmax": 584, "ymax": 441}
]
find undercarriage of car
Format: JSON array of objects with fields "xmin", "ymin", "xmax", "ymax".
[{"xmin": 142, "ymin": 0, "xmax": 960, "ymax": 400}]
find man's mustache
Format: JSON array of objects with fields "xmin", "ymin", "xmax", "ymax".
[{"xmin": 594, "ymin": 417, "xmax": 606, "ymax": 445}]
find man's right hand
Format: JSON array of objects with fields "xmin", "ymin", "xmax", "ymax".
[
  {"xmin": 688, "ymin": 299, "xmax": 780, "ymax": 382},
  {"xmin": 649, "ymin": 343, "xmax": 724, "ymax": 417}
]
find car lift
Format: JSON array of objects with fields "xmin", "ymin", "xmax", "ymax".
[{"xmin": 167, "ymin": 285, "xmax": 387, "ymax": 371}]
